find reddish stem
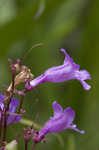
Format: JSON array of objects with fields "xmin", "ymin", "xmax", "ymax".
[
  {"xmin": 31, "ymin": 143, "xmax": 36, "ymax": 150},
  {"xmin": 2, "ymin": 110, "xmax": 7, "ymax": 147},
  {"xmin": 25, "ymin": 141, "xmax": 28, "ymax": 150},
  {"xmin": 0, "ymin": 112, "xmax": 3, "ymax": 145},
  {"xmin": 2, "ymin": 63, "xmax": 15, "ymax": 147}
]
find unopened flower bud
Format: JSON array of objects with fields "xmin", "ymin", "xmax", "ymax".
[
  {"xmin": 24, "ymin": 128, "xmax": 34, "ymax": 142},
  {"xmin": 32, "ymin": 132, "xmax": 45, "ymax": 143}
]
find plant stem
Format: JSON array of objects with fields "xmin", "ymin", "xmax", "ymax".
[
  {"xmin": 31, "ymin": 143, "xmax": 36, "ymax": 150},
  {"xmin": 25, "ymin": 141, "xmax": 28, "ymax": 150},
  {"xmin": 0, "ymin": 112, "xmax": 3, "ymax": 145},
  {"xmin": 2, "ymin": 64, "xmax": 15, "ymax": 147},
  {"xmin": 2, "ymin": 110, "xmax": 7, "ymax": 147},
  {"xmin": 7, "ymin": 68, "xmax": 15, "ymax": 109}
]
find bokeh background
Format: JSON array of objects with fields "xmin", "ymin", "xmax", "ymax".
[{"xmin": 0, "ymin": 0, "xmax": 98, "ymax": 150}]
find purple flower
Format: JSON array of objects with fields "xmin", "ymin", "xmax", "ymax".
[
  {"xmin": 29, "ymin": 49, "xmax": 91, "ymax": 90},
  {"xmin": 0, "ymin": 94, "xmax": 21, "ymax": 125},
  {"xmin": 33, "ymin": 101, "xmax": 84, "ymax": 143}
]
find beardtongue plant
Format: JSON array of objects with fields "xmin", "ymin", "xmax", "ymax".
[{"xmin": 0, "ymin": 49, "xmax": 91, "ymax": 150}]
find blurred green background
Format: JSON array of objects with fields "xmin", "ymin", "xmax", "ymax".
[{"xmin": 0, "ymin": 0, "xmax": 98, "ymax": 150}]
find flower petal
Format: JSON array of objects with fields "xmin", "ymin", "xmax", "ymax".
[
  {"xmin": 75, "ymin": 70, "xmax": 91, "ymax": 90},
  {"xmin": 75, "ymin": 70, "xmax": 91, "ymax": 80},
  {"xmin": 0, "ymin": 94, "xmax": 4, "ymax": 102},
  {"xmin": 61, "ymin": 49, "xmax": 80, "ymax": 69},
  {"xmin": 64, "ymin": 107, "xmax": 75, "ymax": 125},
  {"xmin": 80, "ymin": 80, "xmax": 91, "ymax": 90},
  {"xmin": 0, "ymin": 102, "xmax": 4, "ymax": 111},
  {"xmin": 9, "ymin": 98, "xmax": 19, "ymax": 113},
  {"xmin": 52, "ymin": 101, "xmax": 63, "ymax": 117},
  {"xmin": 7, "ymin": 98, "xmax": 20, "ymax": 125},
  {"xmin": 7, "ymin": 115, "xmax": 16, "ymax": 125},
  {"xmin": 7, "ymin": 114, "xmax": 22, "ymax": 125},
  {"xmin": 69, "ymin": 124, "xmax": 85, "ymax": 134},
  {"xmin": 13, "ymin": 116, "xmax": 22, "ymax": 123},
  {"xmin": 30, "ymin": 74, "xmax": 45, "ymax": 88}
]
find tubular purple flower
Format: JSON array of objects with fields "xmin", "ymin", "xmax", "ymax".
[
  {"xmin": 0, "ymin": 94, "xmax": 21, "ymax": 125},
  {"xmin": 33, "ymin": 101, "xmax": 84, "ymax": 143},
  {"xmin": 29, "ymin": 49, "xmax": 91, "ymax": 90}
]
